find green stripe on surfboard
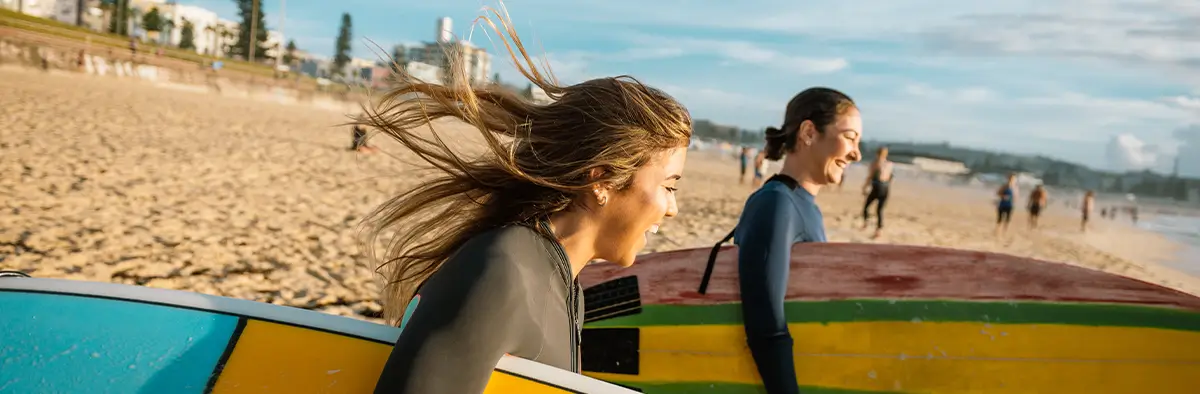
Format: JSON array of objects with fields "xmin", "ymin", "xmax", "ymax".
[
  {"xmin": 607, "ymin": 382, "xmax": 895, "ymax": 394},
  {"xmin": 583, "ymin": 300, "xmax": 1200, "ymax": 332}
]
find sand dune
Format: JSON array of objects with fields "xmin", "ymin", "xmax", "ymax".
[{"xmin": 2, "ymin": 66, "xmax": 1196, "ymax": 325}]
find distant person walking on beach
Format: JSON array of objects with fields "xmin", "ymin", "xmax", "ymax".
[
  {"xmin": 739, "ymin": 146, "xmax": 751, "ymax": 184},
  {"xmin": 731, "ymin": 87, "xmax": 862, "ymax": 394},
  {"xmin": 752, "ymin": 147, "xmax": 770, "ymax": 188},
  {"xmin": 861, "ymin": 146, "xmax": 893, "ymax": 239},
  {"xmin": 350, "ymin": 123, "xmax": 375, "ymax": 153},
  {"xmin": 1082, "ymin": 191, "xmax": 1095, "ymax": 232},
  {"xmin": 995, "ymin": 173, "xmax": 1018, "ymax": 236},
  {"xmin": 1027, "ymin": 184, "xmax": 1048, "ymax": 229}
]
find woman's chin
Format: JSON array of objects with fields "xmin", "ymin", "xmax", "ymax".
[{"xmin": 826, "ymin": 170, "xmax": 845, "ymax": 184}]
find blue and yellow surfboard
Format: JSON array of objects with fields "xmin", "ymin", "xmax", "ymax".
[{"xmin": 0, "ymin": 277, "xmax": 633, "ymax": 393}]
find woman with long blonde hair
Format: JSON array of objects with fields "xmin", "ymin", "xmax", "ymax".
[{"xmin": 361, "ymin": 8, "xmax": 693, "ymax": 393}]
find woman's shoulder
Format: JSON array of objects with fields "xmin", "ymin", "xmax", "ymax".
[
  {"xmin": 743, "ymin": 183, "xmax": 804, "ymax": 214},
  {"xmin": 459, "ymin": 224, "xmax": 550, "ymax": 261}
]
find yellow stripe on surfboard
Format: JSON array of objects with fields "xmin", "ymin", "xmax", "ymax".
[
  {"xmin": 210, "ymin": 319, "xmax": 582, "ymax": 393},
  {"xmin": 212, "ymin": 319, "xmax": 393, "ymax": 393},
  {"xmin": 483, "ymin": 370, "xmax": 578, "ymax": 394},
  {"xmin": 584, "ymin": 322, "xmax": 1200, "ymax": 393}
]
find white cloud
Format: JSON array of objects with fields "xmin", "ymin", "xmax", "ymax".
[
  {"xmin": 1172, "ymin": 125, "xmax": 1200, "ymax": 177},
  {"xmin": 1106, "ymin": 134, "xmax": 1166, "ymax": 172},
  {"xmin": 617, "ymin": 34, "xmax": 848, "ymax": 74},
  {"xmin": 491, "ymin": 50, "xmax": 594, "ymax": 86},
  {"xmin": 1167, "ymin": 96, "xmax": 1200, "ymax": 110},
  {"xmin": 903, "ymin": 83, "xmax": 994, "ymax": 102},
  {"xmin": 657, "ymin": 84, "xmax": 779, "ymax": 129},
  {"xmin": 854, "ymin": 86, "xmax": 1200, "ymax": 167},
  {"xmin": 1017, "ymin": 93, "xmax": 1195, "ymax": 125}
]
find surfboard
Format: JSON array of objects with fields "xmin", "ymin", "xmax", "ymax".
[
  {"xmin": 0, "ymin": 277, "xmax": 636, "ymax": 394},
  {"xmin": 577, "ymin": 243, "xmax": 1200, "ymax": 393}
]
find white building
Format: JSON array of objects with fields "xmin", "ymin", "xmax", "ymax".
[
  {"xmin": 5, "ymin": 0, "xmax": 82, "ymax": 24},
  {"xmin": 161, "ymin": 4, "xmax": 227, "ymax": 56},
  {"xmin": 530, "ymin": 84, "xmax": 551, "ymax": 104},
  {"xmin": 405, "ymin": 61, "xmax": 440, "ymax": 84},
  {"xmin": 911, "ymin": 157, "xmax": 970, "ymax": 175},
  {"xmin": 263, "ymin": 29, "xmax": 284, "ymax": 62},
  {"xmin": 393, "ymin": 17, "xmax": 492, "ymax": 87}
]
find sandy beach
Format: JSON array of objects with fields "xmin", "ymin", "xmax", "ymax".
[{"xmin": 3, "ymin": 65, "xmax": 1199, "ymax": 324}]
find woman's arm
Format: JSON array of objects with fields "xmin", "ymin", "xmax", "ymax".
[
  {"xmin": 735, "ymin": 189, "xmax": 800, "ymax": 394},
  {"xmin": 374, "ymin": 247, "xmax": 525, "ymax": 394},
  {"xmin": 862, "ymin": 162, "xmax": 876, "ymax": 193}
]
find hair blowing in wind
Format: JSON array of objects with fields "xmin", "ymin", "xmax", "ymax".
[{"xmin": 356, "ymin": 6, "xmax": 692, "ymax": 325}]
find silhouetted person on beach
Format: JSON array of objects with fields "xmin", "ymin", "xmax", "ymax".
[
  {"xmin": 739, "ymin": 146, "xmax": 751, "ymax": 184},
  {"xmin": 861, "ymin": 146, "xmax": 893, "ymax": 239},
  {"xmin": 350, "ymin": 124, "xmax": 375, "ymax": 153},
  {"xmin": 752, "ymin": 147, "xmax": 769, "ymax": 188},
  {"xmin": 1082, "ymin": 191, "xmax": 1095, "ymax": 232},
  {"xmin": 995, "ymin": 173, "xmax": 1018, "ymax": 236},
  {"xmin": 1027, "ymin": 184, "xmax": 1048, "ymax": 229}
]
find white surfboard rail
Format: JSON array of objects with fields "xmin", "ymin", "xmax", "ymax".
[{"xmin": 0, "ymin": 277, "xmax": 637, "ymax": 394}]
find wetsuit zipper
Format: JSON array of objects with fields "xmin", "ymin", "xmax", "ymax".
[{"xmin": 540, "ymin": 220, "xmax": 580, "ymax": 373}]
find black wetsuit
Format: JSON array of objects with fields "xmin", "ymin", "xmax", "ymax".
[
  {"xmin": 351, "ymin": 125, "xmax": 368, "ymax": 150},
  {"xmin": 862, "ymin": 166, "xmax": 891, "ymax": 229},
  {"xmin": 1028, "ymin": 193, "xmax": 1044, "ymax": 217},
  {"xmin": 733, "ymin": 174, "xmax": 827, "ymax": 394},
  {"xmin": 373, "ymin": 222, "xmax": 582, "ymax": 394}
]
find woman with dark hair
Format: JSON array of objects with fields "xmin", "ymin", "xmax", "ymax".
[
  {"xmin": 363, "ymin": 8, "xmax": 693, "ymax": 393},
  {"xmin": 732, "ymin": 87, "xmax": 863, "ymax": 394}
]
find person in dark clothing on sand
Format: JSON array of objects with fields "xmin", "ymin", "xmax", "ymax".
[
  {"xmin": 732, "ymin": 87, "xmax": 862, "ymax": 394},
  {"xmin": 995, "ymin": 173, "xmax": 1018, "ymax": 236},
  {"xmin": 1027, "ymin": 184, "xmax": 1048, "ymax": 229},
  {"xmin": 350, "ymin": 124, "xmax": 375, "ymax": 152},
  {"xmin": 861, "ymin": 146, "xmax": 893, "ymax": 239},
  {"xmin": 739, "ymin": 146, "xmax": 752, "ymax": 184}
]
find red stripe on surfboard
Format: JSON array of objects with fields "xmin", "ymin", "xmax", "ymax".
[{"xmin": 579, "ymin": 243, "xmax": 1200, "ymax": 310}]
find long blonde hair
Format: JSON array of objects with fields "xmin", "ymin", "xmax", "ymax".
[{"xmin": 358, "ymin": 7, "xmax": 693, "ymax": 324}]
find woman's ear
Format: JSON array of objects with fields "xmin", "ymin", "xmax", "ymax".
[
  {"xmin": 587, "ymin": 167, "xmax": 612, "ymax": 207},
  {"xmin": 796, "ymin": 120, "xmax": 818, "ymax": 147}
]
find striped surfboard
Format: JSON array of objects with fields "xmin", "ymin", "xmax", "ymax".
[
  {"xmin": 0, "ymin": 277, "xmax": 635, "ymax": 393},
  {"xmin": 578, "ymin": 243, "xmax": 1200, "ymax": 393}
]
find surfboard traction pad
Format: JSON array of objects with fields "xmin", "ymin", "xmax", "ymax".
[
  {"xmin": 576, "ymin": 244, "xmax": 1200, "ymax": 394},
  {"xmin": 0, "ymin": 283, "xmax": 633, "ymax": 394}
]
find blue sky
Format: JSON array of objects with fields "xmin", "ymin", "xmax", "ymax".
[{"xmin": 182, "ymin": 0, "xmax": 1200, "ymax": 176}]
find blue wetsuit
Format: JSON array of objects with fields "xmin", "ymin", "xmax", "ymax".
[
  {"xmin": 997, "ymin": 186, "xmax": 1015, "ymax": 223},
  {"xmin": 732, "ymin": 175, "xmax": 827, "ymax": 394}
]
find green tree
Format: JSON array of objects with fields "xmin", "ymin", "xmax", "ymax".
[
  {"xmin": 179, "ymin": 19, "xmax": 196, "ymax": 50},
  {"xmin": 141, "ymin": 7, "xmax": 164, "ymax": 32},
  {"xmin": 332, "ymin": 13, "xmax": 353, "ymax": 76},
  {"xmin": 103, "ymin": 0, "xmax": 132, "ymax": 35},
  {"xmin": 231, "ymin": 0, "xmax": 269, "ymax": 61},
  {"xmin": 283, "ymin": 39, "xmax": 297, "ymax": 65}
]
